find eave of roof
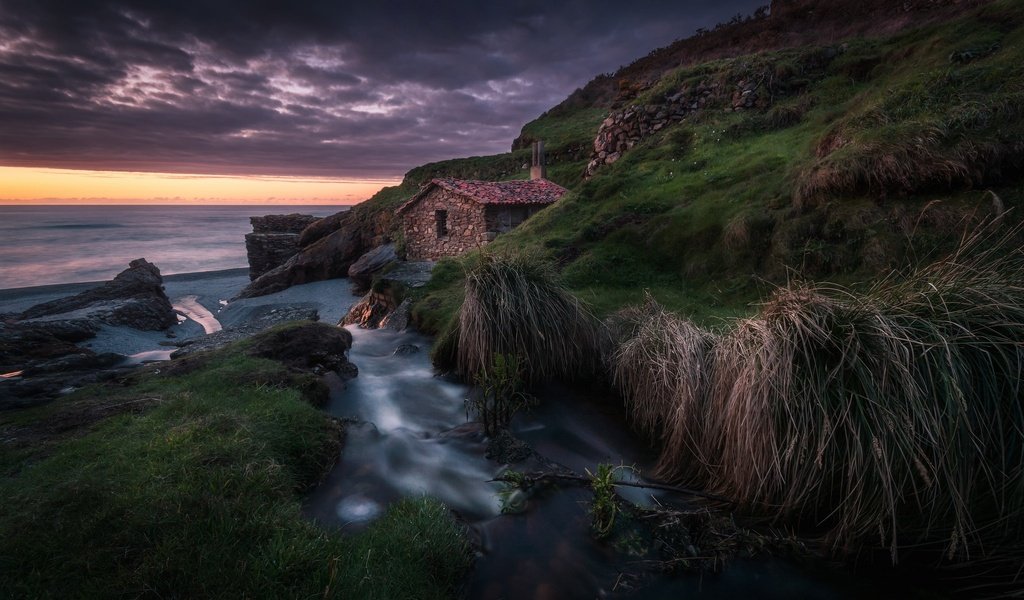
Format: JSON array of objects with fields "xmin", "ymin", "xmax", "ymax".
[{"xmin": 395, "ymin": 177, "xmax": 568, "ymax": 215}]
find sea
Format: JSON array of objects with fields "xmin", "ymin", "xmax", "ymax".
[{"xmin": 0, "ymin": 205, "xmax": 347, "ymax": 290}]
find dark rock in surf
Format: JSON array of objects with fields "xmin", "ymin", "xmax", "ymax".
[{"xmin": 18, "ymin": 258, "xmax": 176, "ymax": 331}]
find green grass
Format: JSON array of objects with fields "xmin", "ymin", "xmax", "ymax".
[
  {"xmin": 0, "ymin": 327, "xmax": 470, "ymax": 599},
  {"xmin": 516, "ymin": 105, "xmax": 608, "ymax": 150}
]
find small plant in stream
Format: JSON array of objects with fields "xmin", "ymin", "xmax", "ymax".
[
  {"xmin": 465, "ymin": 353, "xmax": 535, "ymax": 436},
  {"xmin": 497, "ymin": 470, "xmax": 529, "ymax": 514},
  {"xmin": 587, "ymin": 463, "xmax": 635, "ymax": 539}
]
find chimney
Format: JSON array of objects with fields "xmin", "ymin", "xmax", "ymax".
[{"xmin": 530, "ymin": 140, "xmax": 546, "ymax": 180}]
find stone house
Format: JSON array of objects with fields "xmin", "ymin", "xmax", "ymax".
[{"xmin": 396, "ymin": 145, "xmax": 567, "ymax": 260}]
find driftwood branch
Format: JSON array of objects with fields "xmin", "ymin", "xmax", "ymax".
[{"xmin": 489, "ymin": 471, "xmax": 734, "ymax": 504}]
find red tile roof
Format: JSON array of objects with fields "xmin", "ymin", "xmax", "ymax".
[{"xmin": 396, "ymin": 178, "xmax": 568, "ymax": 214}]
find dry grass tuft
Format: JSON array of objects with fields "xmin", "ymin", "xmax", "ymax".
[
  {"xmin": 608, "ymin": 293, "xmax": 718, "ymax": 482},
  {"xmin": 447, "ymin": 250, "xmax": 606, "ymax": 384},
  {"xmin": 611, "ymin": 223, "xmax": 1024, "ymax": 561}
]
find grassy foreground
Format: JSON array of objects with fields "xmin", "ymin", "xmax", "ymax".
[{"xmin": 0, "ymin": 325, "xmax": 470, "ymax": 599}]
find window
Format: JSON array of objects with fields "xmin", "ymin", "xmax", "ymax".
[{"xmin": 435, "ymin": 209, "xmax": 448, "ymax": 237}]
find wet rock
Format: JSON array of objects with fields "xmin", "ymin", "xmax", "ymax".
[
  {"xmin": 381, "ymin": 299, "xmax": 411, "ymax": 332},
  {"xmin": 18, "ymin": 259, "xmax": 176, "ymax": 331},
  {"xmin": 392, "ymin": 343, "xmax": 420, "ymax": 356},
  {"xmin": 24, "ymin": 352, "xmax": 124, "ymax": 376},
  {"xmin": 245, "ymin": 214, "xmax": 319, "ymax": 281},
  {"xmin": 248, "ymin": 321, "xmax": 357, "ymax": 377},
  {"xmin": 347, "ymin": 244, "xmax": 397, "ymax": 293},
  {"xmin": 342, "ymin": 291, "xmax": 394, "ymax": 329}
]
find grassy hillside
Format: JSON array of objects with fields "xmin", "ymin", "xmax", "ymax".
[{"xmin": 399, "ymin": 0, "xmax": 1024, "ymax": 331}]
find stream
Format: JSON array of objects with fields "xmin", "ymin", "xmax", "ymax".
[{"xmin": 304, "ymin": 326, "xmax": 939, "ymax": 599}]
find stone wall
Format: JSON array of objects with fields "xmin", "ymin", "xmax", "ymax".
[
  {"xmin": 245, "ymin": 214, "xmax": 319, "ymax": 280},
  {"xmin": 403, "ymin": 188, "xmax": 489, "ymax": 260},
  {"xmin": 585, "ymin": 48, "xmax": 838, "ymax": 177},
  {"xmin": 585, "ymin": 80, "xmax": 761, "ymax": 177}
]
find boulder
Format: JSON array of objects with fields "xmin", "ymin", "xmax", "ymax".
[
  {"xmin": 248, "ymin": 322, "xmax": 357, "ymax": 377},
  {"xmin": 381, "ymin": 298, "xmax": 411, "ymax": 332},
  {"xmin": 169, "ymin": 307, "xmax": 319, "ymax": 358},
  {"xmin": 0, "ymin": 321, "xmax": 96, "ymax": 372},
  {"xmin": 347, "ymin": 244, "xmax": 397, "ymax": 292},
  {"xmin": 19, "ymin": 259, "xmax": 176, "ymax": 331}
]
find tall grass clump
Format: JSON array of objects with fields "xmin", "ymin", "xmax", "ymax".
[
  {"xmin": 722, "ymin": 226, "xmax": 1024, "ymax": 558},
  {"xmin": 446, "ymin": 251, "xmax": 606, "ymax": 383},
  {"xmin": 614, "ymin": 224, "xmax": 1024, "ymax": 561},
  {"xmin": 608, "ymin": 292, "xmax": 718, "ymax": 483}
]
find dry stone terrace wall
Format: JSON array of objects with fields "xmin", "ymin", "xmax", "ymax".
[
  {"xmin": 403, "ymin": 188, "xmax": 488, "ymax": 260},
  {"xmin": 585, "ymin": 47, "xmax": 839, "ymax": 177}
]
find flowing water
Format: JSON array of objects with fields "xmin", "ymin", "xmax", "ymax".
[{"xmin": 304, "ymin": 326, "xmax": 918, "ymax": 599}]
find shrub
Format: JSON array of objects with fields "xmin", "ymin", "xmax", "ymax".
[{"xmin": 464, "ymin": 353, "xmax": 535, "ymax": 435}]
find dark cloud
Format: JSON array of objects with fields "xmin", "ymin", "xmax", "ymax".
[{"xmin": 0, "ymin": 0, "xmax": 764, "ymax": 178}]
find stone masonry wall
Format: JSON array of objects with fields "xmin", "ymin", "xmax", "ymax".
[
  {"xmin": 585, "ymin": 47, "xmax": 838, "ymax": 177},
  {"xmin": 403, "ymin": 187, "xmax": 489, "ymax": 260}
]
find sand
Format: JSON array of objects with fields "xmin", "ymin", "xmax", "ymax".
[{"xmin": 0, "ymin": 269, "xmax": 361, "ymax": 360}]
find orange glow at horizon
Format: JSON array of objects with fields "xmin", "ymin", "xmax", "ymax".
[{"xmin": 0, "ymin": 166, "xmax": 399, "ymax": 204}]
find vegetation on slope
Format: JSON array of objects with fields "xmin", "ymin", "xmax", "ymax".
[
  {"xmin": 411, "ymin": 0, "xmax": 1024, "ymax": 331},
  {"xmin": 0, "ymin": 323, "xmax": 470, "ymax": 599}
]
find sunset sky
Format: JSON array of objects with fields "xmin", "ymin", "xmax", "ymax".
[{"xmin": 0, "ymin": 0, "xmax": 761, "ymax": 204}]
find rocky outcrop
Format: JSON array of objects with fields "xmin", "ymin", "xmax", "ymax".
[
  {"xmin": 0, "ymin": 317, "xmax": 130, "ymax": 409},
  {"xmin": 238, "ymin": 222, "xmax": 365, "ymax": 298},
  {"xmin": 19, "ymin": 259, "xmax": 176, "ymax": 331},
  {"xmin": 245, "ymin": 214, "xmax": 320, "ymax": 281},
  {"xmin": 2, "ymin": 259, "xmax": 178, "ymax": 408},
  {"xmin": 348, "ymin": 244, "xmax": 398, "ymax": 293},
  {"xmin": 298, "ymin": 210, "xmax": 349, "ymax": 247}
]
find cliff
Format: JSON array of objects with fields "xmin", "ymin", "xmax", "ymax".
[{"xmin": 244, "ymin": 214, "xmax": 320, "ymax": 280}]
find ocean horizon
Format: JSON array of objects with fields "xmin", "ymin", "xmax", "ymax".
[{"xmin": 0, "ymin": 205, "xmax": 347, "ymax": 290}]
